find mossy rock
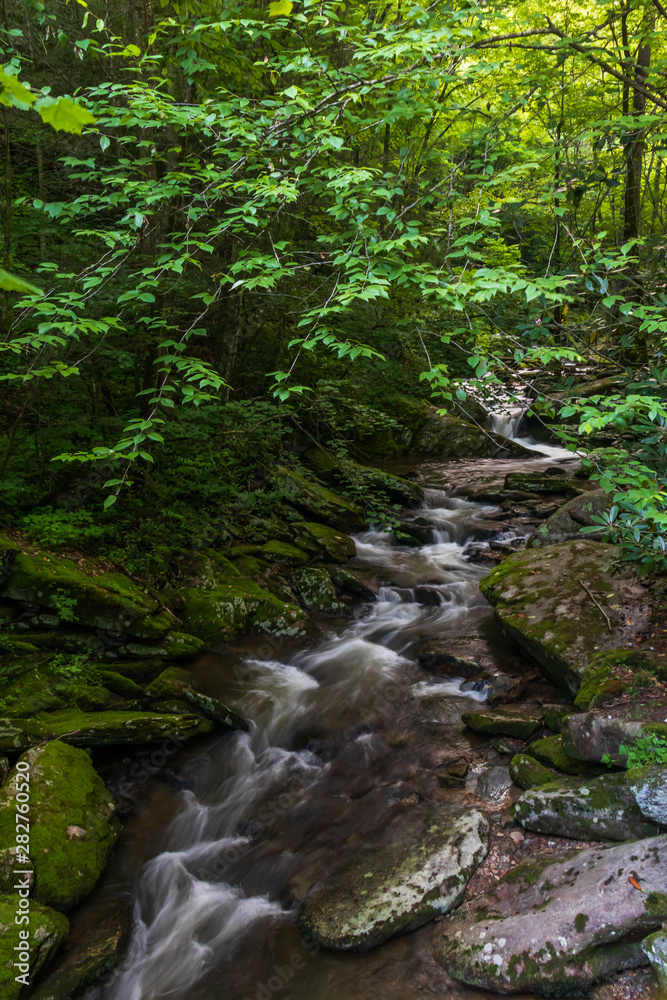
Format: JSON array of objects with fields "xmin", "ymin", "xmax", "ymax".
[
  {"xmin": 562, "ymin": 713, "xmax": 667, "ymax": 765},
  {"xmin": 0, "ymin": 538, "xmax": 171, "ymax": 639},
  {"xmin": 528, "ymin": 734, "xmax": 602, "ymax": 776},
  {"xmin": 260, "ymin": 540, "xmax": 309, "ymax": 567},
  {"xmin": 180, "ymin": 575, "xmax": 307, "ymax": 643},
  {"xmin": 542, "ymin": 703, "xmax": 572, "ymax": 733},
  {"xmin": 150, "ymin": 699, "xmax": 193, "ymax": 714},
  {"xmin": 461, "ymin": 706, "xmax": 543, "ymax": 740},
  {"xmin": 0, "ymin": 668, "xmax": 66, "ymax": 718},
  {"xmin": 642, "ymin": 930, "xmax": 667, "ymax": 988},
  {"xmin": 479, "ymin": 540, "xmax": 648, "ymax": 699},
  {"xmin": 29, "ymin": 897, "xmax": 133, "ymax": 1000},
  {"xmin": 144, "ymin": 666, "xmax": 193, "ymax": 701},
  {"xmin": 527, "ymin": 490, "xmax": 611, "ymax": 549},
  {"xmin": 0, "ymin": 709, "xmax": 213, "ymax": 752},
  {"xmin": 99, "ymin": 658, "xmax": 164, "ymax": 682},
  {"xmin": 159, "ymin": 631, "xmax": 205, "ymax": 659},
  {"xmin": 291, "ymin": 567, "xmax": 339, "ymax": 612},
  {"xmin": 184, "ymin": 689, "xmax": 248, "ymax": 730},
  {"xmin": 0, "ymin": 742, "xmax": 120, "ymax": 911},
  {"xmin": 98, "ymin": 670, "xmax": 144, "ymax": 699},
  {"xmin": 629, "ymin": 765, "xmax": 667, "ymax": 826},
  {"xmin": 574, "ymin": 649, "xmax": 665, "ymax": 710},
  {"xmin": 268, "ymin": 465, "xmax": 366, "ymax": 533},
  {"xmin": 509, "ymin": 754, "xmax": 556, "ymax": 790},
  {"xmin": 514, "ymin": 771, "xmax": 657, "ymax": 841},
  {"xmin": 300, "ymin": 523, "xmax": 356, "ymax": 563},
  {"xmin": 503, "ymin": 472, "xmax": 578, "ymax": 497},
  {"xmin": 0, "ymin": 894, "xmax": 68, "ymax": 1000},
  {"xmin": 410, "ymin": 407, "xmax": 533, "ymax": 459},
  {"xmin": 0, "ymin": 848, "xmax": 33, "ymax": 895}
]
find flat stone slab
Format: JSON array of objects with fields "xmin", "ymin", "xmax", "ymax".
[
  {"xmin": 479, "ymin": 540, "xmax": 649, "ymax": 698},
  {"xmin": 438, "ymin": 835, "xmax": 667, "ymax": 995},
  {"xmin": 299, "ymin": 804, "xmax": 488, "ymax": 951},
  {"xmin": 461, "ymin": 706, "xmax": 542, "ymax": 739},
  {"xmin": 0, "ymin": 709, "xmax": 213, "ymax": 751},
  {"xmin": 514, "ymin": 771, "xmax": 658, "ymax": 841}
]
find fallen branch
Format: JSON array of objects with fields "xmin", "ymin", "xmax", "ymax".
[{"xmin": 579, "ymin": 579, "xmax": 613, "ymax": 632}]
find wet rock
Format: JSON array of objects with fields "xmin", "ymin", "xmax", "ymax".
[
  {"xmin": 329, "ymin": 568, "xmax": 377, "ymax": 600},
  {"xmin": 467, "ymin": 764, "xmax": 513, "ymax": 802},
  {"xmin": 461, "ymin": 706, "xmax": 542, "ymax": 739},
  {"xmin": 0, "ymin": 894, "xmax": 68, "ymax": 1000},
  {"xmin": 0, "ymin": 536, "xmax": 171, "ymax": 639},
  {"xmin": 504, "ymin": 472, "xmax": 578, "ymax": 497},
  {"xmin": 298, "ymin": 522, "xmax": 356, "ymax": 563},
  {"xmin": 509, "ymin": 753, "xmax": 556, "ymax": 790},
  {"xmin": 291, "ymin": 567, "xmax": 339, "ymax": 611},
  {"xmin": 528, "ymin": 734, "xmax": 602, "ymax": 776},
  {"xmin": 461, "ymin": 669, "xmax": 529, "ymax": 707},
  {"xmin": 410, "ymin": 407, "xmax": 533, "ymax": 459},
  {"xmin": 490, "ymin": 736, "xmax": 525, "ymax": 756},
  {"xmin": 527, "ymin": 490, "xmax": 611, "ymax": 549},
  {"xmin": 0, "ymin": 742, "xmax": 119, "ymax": 911},
  {"xmin": 29, "ymin": 897, "xmax": 133, "ymax": 1000},
  {"xmin": 184, "ymin": 689, "xmax": 248, "ymax": 731},
  {"xmin": 437, "ymin": 835, "xmax": 667, "ymax": 996},
  {"xmin": 399, "ymin": 517, "xmax": 434, "ymax": 545},
  {"xmin": 298, "ymin": 804, "xmax": 488, "ymax": 951},
  {"xmin": 542, "ymin": 703, "xmax": 572, "ymax": 733},
  {"xmin": 562, "ymin": 713, "xmax": 667, "ymax": 766},
  {"xmin": 642, "ymin": 930, "xmax": 667, "ymax": 989},
  {"xmin": 628, "ymin": 765, "xmax": 667, "ymax": 825},
  {"xmin": 514, "ymin": 771, "xmax": 657, "ymax": 841},
  {"xmin": 0, "ymin": 709, "xmax": 213, "ymax": 752},
  {"xmin": 417, "ymin": 646, "xmax": 480, "ymax": 678},
  {"xmin": 479, "ymin": 540, "xmax": 649, "ymax": 699}
]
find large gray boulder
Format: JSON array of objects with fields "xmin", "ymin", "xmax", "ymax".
[
  {"xmin": 479, "ymin": 540, "xmax": 649, "ymax": 698},
  {"xmin": 298, "ymin": 804, "xmax": 488, "ymax": 951},
  {"xmin": 438, "ymin": 835, "xmax": 667, "ymax": 995},
  {"xmin": 514, "ymin": 771, "xmax": 658, "ymax": 841},
  {"xmin": 629, "ymin": 766, "xmax": 667, "ymax": 826},
  {"xmin": 562, "ymin": 713, "xmax": 667, "ymax": 765},
  {"xmin": 527, "ymin": 490, "xmax": 611, "ymax": 548}
]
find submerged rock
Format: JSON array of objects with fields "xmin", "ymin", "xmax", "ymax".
[
  {"xmin": 479, "ymin": 540, "xmax": 648, "ymax": 698},
  {"xmin": 461, "ymin": 706, "xmax": 542, "ymax": 739},
  {"xmin": 514, "ymin": 771, "xmax": 657, "ymax": 841},
  {"xmin": 0, "ymin": 894, "xmax": 68, "ymax": 1000},
  {"xmin": 0, "ymin": 742, "xmax": 119, "ymax": 911},
  {"xmin": 438, "ymin": 835, "xmax": 667, "ymax": 996},
  {"xmin": 298, "ymin": 804, "xmax": 488, "ymax": 951}
]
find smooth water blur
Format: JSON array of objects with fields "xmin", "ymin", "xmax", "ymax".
[{"xmin": 94, "ymin": 484, "xmax": 540, "ymax": 1000}]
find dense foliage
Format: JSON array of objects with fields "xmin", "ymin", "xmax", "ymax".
[{"xmin": 2, "ymin": 0, "xmax": 667, "ymax": 574}]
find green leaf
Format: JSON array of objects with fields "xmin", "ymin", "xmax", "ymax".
[
  {"xmin": 103, "ymin": 495, "xmax": 117, "ymax": 509},
  {"xmin": 0, "ymin": 68, "xmax": 35, "ymax": 109},
  {"xmin": 269, "ymin": 0, "xmax": 293, "ymax": 15},
  {"xmin": 34, "ymin": 97, "xmax": 96, "ymax": 134},
  {"xmin": 0, "ymin": 268, "xmax": 42, "ymax": 296}
]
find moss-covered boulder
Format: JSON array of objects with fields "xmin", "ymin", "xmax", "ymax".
[
  {"xmin": 528, "ymin": 734, "xmax": 601, "ymax": 776},
  {"xmin": 437, "ymin": 835, "xmax": 667, "ymax": 996},
  {"xmin": 180, "ymin": 578, "xmax": 307, "ymax": 643},
  {"xmin": 461, "ymin": 706, "xmax": 542, "ymax": 740},
  {"xmin": 291, "ymin": 567, "xmax": 339, "ymax": 612},
  {"xmin": 0, "ymin": 709, "xmax": 213, "ymax": 752},
  {"xmin": 514, "ymin": 771, "xmax": 657, "ymax": 841},
  {"xmin": 642, "ymin": 930, "xmax": 667, "ymax": 989},
  {"xmin": 98, "ymin": 670, "xmax": 144, "ymax": 700},
  {"xmin": 479, "ymin": 540, "xmax": 648, "ymax": 698},
  {"xmin": 542, "ymin": 703, "xmax": 572, "ymax": 733},
  {"xmin": 509, "ymin": 754, "xmax": 556, "ymax": 790},
  {"xmin": 527, "ymin": 490, "xmax": 611, "ymax": 549},
  {"xmin": 183, "ymin": 689, "xmax": 248, "ymax": 730},
  {"xmin": 144, "ymin": 666, "xmax": 193, "ymax": 700},
  {"xmin": 259, "ymin": 540, "xmax": 309, "ymax": 567},
  {"xmin": 29, "ymin": 897, "xmax": 133, "ymax": 1000},
  {"xmin": 573, "ymin": 649, "xmax": 664, "ymax": 710},
  {"xmin": 0, "ymin": 537, "xmax": 171, "ymax": 639},
  {"xmin": 0, "ymin": 742, "xmax": 119, "ymax": 911},
  {"xmin": 269, "ymin": 466, "xmax": 366, "ymax": 532},
  {"xmin": 0, "ymin": 894, "xmax": 68, "ymax": 1000},
  {"xmin": 562, "ymin": 713, "xmax": 667, "ymax": 765},
  {"xmin": 299, "ymin": 804, "xmax": 488, "ymax": 951},
  {"xmin": 410, "ymin": 407, "xmax": 533, "ymax": 458}
]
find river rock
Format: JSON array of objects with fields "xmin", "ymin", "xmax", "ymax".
[
  {"xmin": 642, "ymin": 930, "xmax": 667, "ymax": 989},
  {"xmin": 528, "ymin": 734, "xmax": 601, "ymax": 776},
  {"xmin": 527, "ymin": 490, "xmax": 611, "ymax": 548},
  {"xmin": 29, "ymin": 897, "xmax": 133, "ymax": 1000},
  {"xmin": 298, "ymin": 804, "xmax": 488, "ymax": 951},
  {"xmin": 0, "ymin": 742, "xmax": 119, "ymax": 911},
  {"xmin": 0, "ymin": 709, "xmax": 213, "ymax": 752},
  {"xmin": 467, "ymin": 764, "xmax": 513, "ymax": 802},
  {"xmin": 296, "ymin": 522, "xmax": 356, "ymax": 563},
  {"xmin": 269, "ymin": 465, "xmax": 366, "ymax": 532},
  {"xmin": 461, "ymin": 706, "xmax": 542, "ymax": 739},
  {"xmin": 509, "ymin": 754, "xmax": 556, "ymax": 790},
  {"xmin": 0, "ymin": 894, "xmax": 69, "ymax": 999},
  {"xmin": 291, "ymin": 567, "xmax": 339, "ymax": 611},
  {"xmin": 514, "ymin": 771, "xmax": 658, "ymax": 841},
  {"xmin": 184, "ymin": 689, "xmax": 248, "ymax": 730},
  {"xmin": 438, "ymin": 835, "xmax": 667, "ymax": 995},
  {"xmin": 461, "ymin": 669, "xmax": 529, "ymax": 707},
  {"xmin": 628, "ymin": 766, "xmax": 667, "ymax": 825},
  {"xmin": 542, "ymin": 703, "xmax": 572, "ymax": 733},
  {"xmin": 479, "ymin": 540, "xmax": 649, "ymax": 698},
  {"xmin": 0, "ymin": 536, "xmax": 171, "ymax": 639},
  {"xmin": 504, "ymin": 472, "xmax": 578, "ymax": 497},
  {"xmin": 562, "ymin": 713, "xmax": 667, "ymax": 765}
]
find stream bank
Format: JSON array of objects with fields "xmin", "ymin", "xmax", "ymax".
[{"xmin": 0, "ymin": 408, "xmax": 666, "ymax": 999}]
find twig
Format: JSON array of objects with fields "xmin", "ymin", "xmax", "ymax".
[{"xmin": 579, "ymin": 579, "xmax": 613, "ymax": 632}]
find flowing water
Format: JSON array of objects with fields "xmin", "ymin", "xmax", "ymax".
[{"xmin": 89, "ymin": 442, "xmax": 578, "ymax": 1000}]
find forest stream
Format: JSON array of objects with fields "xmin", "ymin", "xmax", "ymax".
[{"xmin": 80, "ymin": 429, "xmax": 580, "ymax": 1000}]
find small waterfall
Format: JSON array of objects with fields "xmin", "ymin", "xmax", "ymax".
[{"xmin": 486, "ymin": 394, "xmax": 577, "ymax": 461}]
